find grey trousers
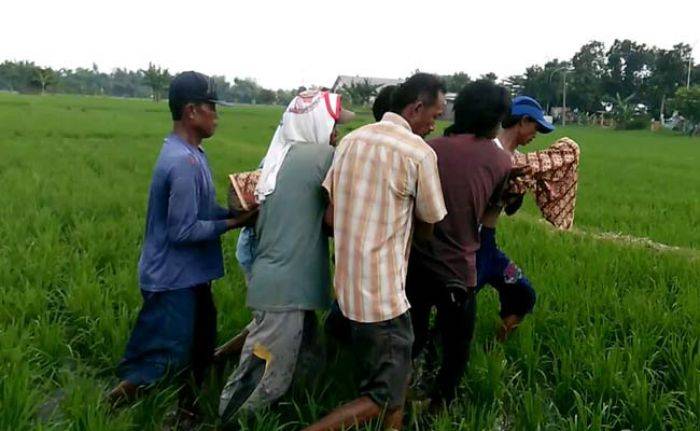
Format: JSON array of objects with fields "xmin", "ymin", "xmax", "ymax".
[{"xmin": 219, "ymin": 309, "xmax": 319, "ymax": 424}]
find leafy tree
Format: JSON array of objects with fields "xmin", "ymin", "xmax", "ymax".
[
  {"xmin": 672, "ymin": 85, "xmax": 700, "ymax": 127},
  {"xmin": 141, "ymin": 63, "xmax": 170, "ymax": 102},
  {"xmin": 0, "ymin": 61, "xmax": 38, "ymax": 93},
  {"xmin": 442, "ymin": 72, "xmax": 471, "ymax": 92},
  {"xmin": 275, "ymin": 89, "xmax": 295, "ymax": 105},
  {"xmin": 34, "ymin": 67, "xmax": 57, "ymax": 94},
  {"xmin": 603, "ymin": 39, "xmax": 654, "ymax": 106},
  {"xmin": 209, "ymin": 75, "xmax": 231, "ymax": 101},
  {"xmin": 569, "ymin": 40, "xmax": 607, "ymax": 113},
  {"xmin": 109, "ymin": 68, "xmax": 149, "ymax": 98},
  {"xmin": 479, "ymin": 72, "xmax": 498, "ymax": 83},
  {"xmin": 230, "ymin": 78, "xmax": 261, "ymax": 104},
  {"xmin": 648, "ymin": 43, "xmax": 693, "ymax": 119},
  {"xmin": 502, "ymin": 74, "xmax": 525, "ymax": 96},
  {"xmin": 692, "ymin": 64, "xmax": 700, "ymax": 87},
  {"xmin": 0, "ymin": 60, "xmax": 21, "ymax": 91},
  {"xmin": 604, "ymin": 92, "xmax": 639, "ymax": 129},
  {"xmin": 520, "ymin": 61, "xmax": 572, "ymax": 112},
  {"xmin": 257, "ymin": 89, "xmax": 276, "ymax": 105},
  {"xmin": 341, "ymin": 79, "xmax": 380, "ymax": 106}
]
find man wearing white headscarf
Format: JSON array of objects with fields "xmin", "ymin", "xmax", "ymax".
[
  {"xmin": 256, "ymin": 89, "xmax": 349, "ymax": 201},
  {"xmin": 219, "ymin": 90, "xmax": 353, "ymax": 424}
]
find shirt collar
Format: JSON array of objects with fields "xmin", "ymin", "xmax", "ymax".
[
  {"xmin": 168, "ymin": 132, "xmax": 205, "ymax": 154},
  {"xmin": 381, "ymin": 112, "xmax": 412, "ymax": 132}
]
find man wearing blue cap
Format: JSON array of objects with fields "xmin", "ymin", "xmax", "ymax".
[
  {"xmin": 106, "ymin": 71, "xmax": 255, "ymax": 418},
  {"xmin": 481, "ymin": 95, "xmax": 554, "ymax": 340},
  {"xmin": 406, "ymin": 80, "xmax": 513, "ymax": 408}
]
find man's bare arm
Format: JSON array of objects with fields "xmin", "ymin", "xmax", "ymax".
[
  {"xmin": 225, "ymin": 208, "xmax": 259, "ymax": 230},
  {"xmin": 323, "ymin": 203, "xmax": 334, "ymax": 237}
]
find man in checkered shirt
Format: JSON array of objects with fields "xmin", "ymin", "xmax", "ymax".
[{"xmin": 304, "ymin": 73, "xmax": 447, "ymax": 431}]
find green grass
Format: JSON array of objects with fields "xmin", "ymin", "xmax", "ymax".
[{"xmin": 0, "ymin": 93, "xmax": 698, "ymax": 430}]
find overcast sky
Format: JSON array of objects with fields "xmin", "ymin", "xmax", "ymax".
[{"xmin": 3, "ymin": 0, "xmax": 698, "ymax": 89}]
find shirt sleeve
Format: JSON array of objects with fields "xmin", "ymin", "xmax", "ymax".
[
  {"xmin": 414, "ymin": 150, "xmax": 447, "ymax": 224},
  {"xmin": 321, "ymin": 161, "xmax": 335, "ymax": 201},
  {"xmin": 213, "ymin": 203, "xmax": 234, "ymax": 220},
  {"xmin": 166, "ymin": 157, "xmax": 228, "ymax": 244},
  {"xmin": 491, "ymin": 154, "xmax": 515, "ymax": 209}
]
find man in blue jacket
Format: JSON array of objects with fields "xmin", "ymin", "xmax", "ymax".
[{"xmin": 107, "ymin": 72, "xmax": 254, "ymax": 416}]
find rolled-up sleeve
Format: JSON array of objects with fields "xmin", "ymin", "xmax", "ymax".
[
  {"xmin": 321, "ymin": 163, "xmax": 335, "ymax": 201},
  {"xmin": 167, "ymin": 158, "xmax": 228, "ymax": 244}
]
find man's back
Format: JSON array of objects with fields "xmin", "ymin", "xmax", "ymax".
[
  {"xmin": 324, "ymin": 113, "xmax": 446, "ymax": 323},
  {"xmin": 248, "ymin": 144, "xmax": 334, "ymax": 311},
  {"xmin": 412, "ymin": 134, "xmax": 512, "ymax": 288}
]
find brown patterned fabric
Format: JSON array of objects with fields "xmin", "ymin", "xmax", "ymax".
[
  {"xmin": 228, "ymin": 170, "xmax": 261, "ymax": 212},
  {"xmin": 508, "ymin": 137, "xmax": 580, "ymax": 230}
]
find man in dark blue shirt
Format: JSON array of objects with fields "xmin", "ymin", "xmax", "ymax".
[{"xmin": 107, "ymin": 72, "xmax": 254, "ymax": 415}]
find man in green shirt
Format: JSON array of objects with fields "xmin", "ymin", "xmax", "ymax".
[{"xmin": 219, "ymin": 90, "xmax": 353, "ymax": 425}]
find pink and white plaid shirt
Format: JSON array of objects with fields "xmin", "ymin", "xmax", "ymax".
[{"xmin": 323, "ymin": 113, "xmax": 447, "ymax": 323}]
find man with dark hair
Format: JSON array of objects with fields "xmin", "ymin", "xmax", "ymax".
[
  {"xmin": 372, "ymin": 84, "xmax": 397, "ymax": 121},
  {"xmin": 406, "ymin": 80, "xmax": 513, "ymax": 407},
  {"xmin": 303, "ymin": 73, "xmax": 447, "ymax": 431},
  {"xmin": 106, "ymin": 71, "xmax": 254, "ymax": 419},
  {"xmin": 389, "ymin": 73, "xmax": 446, "ymax": 137}
]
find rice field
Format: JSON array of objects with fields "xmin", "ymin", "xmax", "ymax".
[{"xmin": 0, "ymin": 93, "xmax": 698, "ymax": 430}]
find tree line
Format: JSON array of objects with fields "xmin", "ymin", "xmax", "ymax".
[
  {"xmin": 1, "ymin": 38, "xmax": 698, "ymax": 126},
  {"xmin": 440, "ymin": 40, "xmax": 699, "ymax": 127},
  {"xmin": 0, "ymin": 62, "xmax": 300, "ymax": 106}
]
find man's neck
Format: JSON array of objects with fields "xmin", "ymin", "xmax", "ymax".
[
  {"xmin": 172, "ymin": 123, "xmax": 202, "ymax": 148},
  {"xmin": 496, "ymin": 129, "xmax": 518, "ymax": 153}
]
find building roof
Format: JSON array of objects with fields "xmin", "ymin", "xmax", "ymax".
[{"xmin": 331, "ymin": 75, "xmax": 403, "ymax": 91}]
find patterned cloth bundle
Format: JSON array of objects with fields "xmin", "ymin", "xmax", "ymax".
[{"xmin": 508, "ymin": 137, "xmax": 580, "ymax": 230}]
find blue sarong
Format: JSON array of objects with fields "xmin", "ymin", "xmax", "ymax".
[{"xmin": 117, "ymin": 284, "xmax": 217, "ymax": 386}]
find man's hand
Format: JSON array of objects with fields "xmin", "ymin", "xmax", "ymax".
[
  {"xmin": 323, "ymin": 203, "xmax": 334, "ymax": 237},
  {"xmin": 447, "ymin": 285, "xmax": 474, "ymax": 308},
  {"xmin": 225, "ymin": 208, "xmax": 259, "ymax": 230},
  {"xmin": 510, "ymin": 164, "xmax": 532, "ymax": 178}
]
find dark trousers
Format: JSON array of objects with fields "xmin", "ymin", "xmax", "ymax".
[
  {"xmin": 476, "ymin": 227, "xmax": 536, "ymax": 318},
  {"xmin": 406, "ymin": 267, "xmax": 476, "ymax": 404},
  {"xmin": 118, "ymin": 283, "xmax": 217, "ymax": 398}
]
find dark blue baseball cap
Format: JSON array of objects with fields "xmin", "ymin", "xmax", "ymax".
[
  {"xmin": 511, "ymin": 96, "xmax": 554, "ymax": 133},
  {"xmin": 168, "ymin": 71, "xmax": 233, "ymax": 107}
]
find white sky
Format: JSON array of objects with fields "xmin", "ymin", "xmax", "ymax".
[{"xmin": 2, "ymin": 0, "xmax": 698, "ymax": 89}]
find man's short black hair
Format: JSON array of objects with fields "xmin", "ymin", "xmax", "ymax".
[
  {"xmin": 390, "ymin": 73, "xmax": 446, "ymax": 114},
  {"xmin": 169, "ymin": 99, "xmax": 188, "ymax": 121},
  {"xmin": 501, "ymin": 114, "xmax": 531, "ymax": 129},
  {"xmin": 372, "ymin": 85, "xmax": 397, "ymax": 121},
  {"xmin": 169, "ymin": 100, "xmax": 213, "ymax": 121},
  {"xmin": 444, "ymin": 80, "xmax": 511, "ymax": 138}
]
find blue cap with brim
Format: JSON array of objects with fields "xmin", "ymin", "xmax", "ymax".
[{"xmin": 512, "ymin": 96, "xmax": 555, "ymax": 133}]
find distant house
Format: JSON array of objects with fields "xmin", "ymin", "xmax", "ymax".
[
  {"xmin": 440, "ymin": 93, "xmax": 457, "ymax": 121},
  {"xmin": 550, "ymin": 106, "xmax": 574, "ymax": 124},
  {"xmin": 331, "ymin": 75, "xmax": 403, "ymax": 93}
]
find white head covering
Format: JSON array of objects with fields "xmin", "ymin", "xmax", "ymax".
[{"xmin": 255, "ymin": 90, "xmax": 343, "ymax": 201}]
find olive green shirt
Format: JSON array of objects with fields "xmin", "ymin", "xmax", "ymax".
[{"xmin": 247, "ymin": 144, "xmax": 334, "ymax": 311}]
